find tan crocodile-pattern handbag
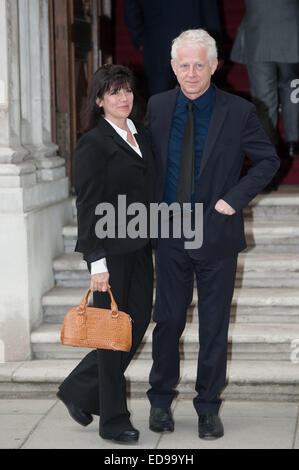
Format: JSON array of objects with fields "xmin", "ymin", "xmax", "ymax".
[{"xmin": 60, "ymin": 287, "xmax": 132, "ymax": 352}]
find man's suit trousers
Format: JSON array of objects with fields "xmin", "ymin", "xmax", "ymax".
[
  {"xmin": 147, "ymin": 235, "xmax": 238, "ymax": 415},
  {"xmin": 58, "ymin": 243, "xmax": 153, "ymax": 437},
  {"xmin": 246, "ymin": 62, "xmax": 299, "ymax": 145}
]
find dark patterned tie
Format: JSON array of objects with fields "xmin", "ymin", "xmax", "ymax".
[{"xmin": 177, "ymin": 101, "xmax": 195, "ymax": 204}]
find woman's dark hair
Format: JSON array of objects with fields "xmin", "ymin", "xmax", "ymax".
[{"xmin": 80, "ymin": 64, "xmax": 135, "ymax": 133}]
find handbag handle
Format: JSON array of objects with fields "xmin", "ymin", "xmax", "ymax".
[{"xmin": 77, "ymin": 287, "xmax": 119, "ymax": 316}]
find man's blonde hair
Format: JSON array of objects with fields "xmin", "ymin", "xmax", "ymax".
[{"xmin": 171, "ymin": 29, "xmax": 218, "ymax": 66}]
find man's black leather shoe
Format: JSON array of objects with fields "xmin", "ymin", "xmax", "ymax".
[
  {"xmin": 149, "ymin": 407, "xmax": 174, "ymax": 433},
  {"xmin": 287, "ymin": 141, "xmax": 299, "ymax": 157},
  {"xmin": 56, "ymin": 391, "xmax": 93, "ymax": 427},
  {"xmin": 198, "ymin": 415, "xmax": 224, "ymax": 440}
]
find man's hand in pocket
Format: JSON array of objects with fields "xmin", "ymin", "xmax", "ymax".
[{"xmin": 214, "ymin": 199, "xmax": 236, "ymax": 215}]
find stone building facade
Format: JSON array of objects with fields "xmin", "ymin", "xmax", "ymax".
[{"xmin": 0, "ymin": 0, "xmax": 72, "ymax": 362}]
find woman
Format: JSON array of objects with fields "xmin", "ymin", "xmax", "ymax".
[{"xmin": 57, "ymin": 64, "xmax": 155, "ymax": 444}]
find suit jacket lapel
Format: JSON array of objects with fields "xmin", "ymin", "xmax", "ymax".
[
  {"xmin": 134, "ymin": 132, "xmax": 151, "ymax": 164},
  {"xmin": 97, "ymin": 117, "xmax": 146, "ymax": 165},
  {"xmin": 112, "ymin": 132, "xmax": 146, "ymax": 164},
  {"xmin": 197, "ymin": 87, "xmax": 228, "ymax": 180},
  {"xmin": 159, "ymin": 89, "xmax": 180, "ymax": 173},
  {"xmin": 154, "ymin": 87, "xmax": 228, "ymax": 181}
]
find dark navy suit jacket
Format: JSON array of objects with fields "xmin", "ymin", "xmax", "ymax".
[
  {"xmin": 146, "ymin": 86, "xmax": 280, "ymax": 260},
  {"xmin": 125, "ymin": 0, "xmax": 222, "ymax": 95}
]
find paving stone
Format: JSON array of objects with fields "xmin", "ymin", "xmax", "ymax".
[
  {"xmin": 21, "ymin": 400, "xmax": 159, "ymax": 450},
  {"xmin": 158, "ymin": 400, "xmax": 298, "ymax": 449},
  {"xmin": 0, "ymin": 398, "xmax": 298, "ymax": 449}
]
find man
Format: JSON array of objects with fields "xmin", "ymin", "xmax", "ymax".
[
  {"xmin": 146, "ymin": 29, "xmax": 280, "ymax": 440},
  {"xmin": 125, "ymin": 0, "xmax": 222, "ymax": 96},
  {"xmin": 231, "ymin": 0, "xmax": 299, "ymax": 158}
]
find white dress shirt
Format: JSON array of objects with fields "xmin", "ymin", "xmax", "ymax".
[{"xmin": 90, "ymin": 118, "xmax": 143, "ymax": 275}]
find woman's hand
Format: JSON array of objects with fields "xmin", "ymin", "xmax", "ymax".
[{"xmin": 90, "ymin": 272, "xmax": 111, "ymax": 292}]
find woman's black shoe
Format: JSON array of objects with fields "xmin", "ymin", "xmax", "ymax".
[
  {"xmin": 100, "ymin": 428, "xmax": 139, "ymax": 444},
  {"xmin": 56, "ymin": 391, "xmax": 93, "ymax": 427}
]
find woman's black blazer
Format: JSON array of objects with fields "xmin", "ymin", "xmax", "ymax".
[{"xmin": 73, "ymin": 117, "xmax": 156, "ymax": 263}]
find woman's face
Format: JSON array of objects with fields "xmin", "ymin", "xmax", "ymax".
[{"xmin": 97, "ymin": 84, "xmax": 134, "ymax": 124}]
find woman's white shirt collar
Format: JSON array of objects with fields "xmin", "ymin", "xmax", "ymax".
[{"xmin": 104, "ymin": 118, "xmax": 142, "ymax": 157}]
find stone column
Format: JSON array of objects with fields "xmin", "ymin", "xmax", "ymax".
[
  {"xmin": 0, "ymin": 0, "xmax": 72, "ymax": 362},
  {"xmin": 18, "ymin": 0, "xmax": 65, "ymax": 180}
]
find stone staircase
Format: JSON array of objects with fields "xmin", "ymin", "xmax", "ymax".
[{"xmin": 2, "ymin": 187, "xmax": 299, "ymax": 401}]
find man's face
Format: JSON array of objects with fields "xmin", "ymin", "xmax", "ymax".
[{"xmin": 171, "ymin": 45, "xmax": 218, "ymax": 99}]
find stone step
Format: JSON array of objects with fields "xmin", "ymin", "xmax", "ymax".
[
  {"xmin": 62, "ymin": 223, "xmax": 77, "ymax": 253},
  {"xmin": 243, "ymin": 187, "xmax": 299, "ymax": 220},
  {"xmin": 42, "ymin": 286, "xmax": 299, "ymax": 324},
  {"xmin": 53, "ymin": 252, "xmax": 89, "ymax": 287},
  {"xmin": 1, "ymin": 358, "xmax": 298, "ymax": 401},
  {"xmin": 53, "ymin": 251, "xmax": 299, "ymax": 289},
  {"xmin": 243, "ymin": 220, "xmax": 299, "ymax": 253},
  {"xmin": 236, "ymin": 252, "xmax": 299, "ymax": 287},
  {"xmin": 62, "ymin": 219, "xmax": 299, "ymax": 253},
  {"xmin": 31, "ymin": 322, "xmax": 299, "ymax": 362}
]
